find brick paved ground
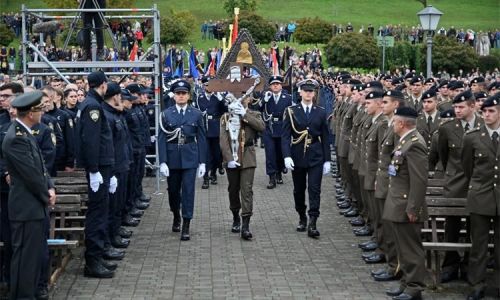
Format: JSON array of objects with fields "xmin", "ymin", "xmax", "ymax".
[{"xmin": 51, "ymin": 149, "xmax": 498, "ymax": 299}]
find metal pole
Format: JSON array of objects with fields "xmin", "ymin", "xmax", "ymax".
[
  {"xmin": 153, "ymin": 4, "xmax": 161, "ymax": 193},
  {"xmin": 21, "ymin": 5, "xmax": 27, "ymax": 86},
  {"xmin": 26, "ymin": 42, "xmax": 71, "ymax": 84},
  {"xmin": 426, "ymin": 33, "xmax": 433, "ymax": 78},
  {"xmin": 382, "ymin": 35, "xmax": 386, "ymax": 75}
]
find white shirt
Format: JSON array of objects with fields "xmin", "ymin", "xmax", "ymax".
[
  {"xmin": 372, "ymin": 112, "xmax": 383, "ymax": 124},
  {"xmin": 461, "ymin": 115, "xmax": 476, "ymax": 131},
  {"xmin": 423, "ymin": 110, "xmax": 438, "ymax": 123},
  {"xmin": 175, "ymin": 104, "xmax": 187, "ymax": 115},
  {"xmin": 15, "ymin": 118, "xmax": 32, "ymax": 134},
  {"xmin": 399, "ymin": 128, "xmax": 416, "ymax": 142},
  {"xmin": 273, "ymin": 92, "xmax": 281, "ymax": 104},
  {"xmin": 301, "ymin": 102, "xmax": 312, "ymax": 114},
  {"xmin": 486, "ymin": 125, "xmax": 500, "ymax": 140}
]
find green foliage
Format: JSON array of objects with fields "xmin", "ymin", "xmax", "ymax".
[
  {"xmin": 59, "ymin": 27, "xmax": 79, "ymax": 47},
  {"xmin": 477, "ymin": 55, "xmax": 500, "ymax": 73},
  {"xmin": 294, "ymin": 17, "xmax": 332, "ymax": 44},
  {"xmin": 385, "ymin": 41, "xmax": 424, "ymax": 72},
  {"xmin": 155, "ymin": 9, "xmax": 196, "ymax": 45},
  {"xmin": 0, "ymin": 24, "xmax": 15, "ymax": 47},
  {"xmin": 223, "ymin": 0, "xmax": 258, "ymax": 16},
  {"xmin": 238, "ymin": 12, "xmax": 274, "ymax": 44},
  {"xmin": 420, "ymin": 35, "xmax": 478, "ymax": 74},
  {"xmin": 42, "ymin": 0, "xmax": 136, "ymax": 8},
  {"xmin": 324, "ymin": 33, "xmax": 380, "ymax": 69}
]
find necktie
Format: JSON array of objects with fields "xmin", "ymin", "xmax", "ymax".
[
  {"xmin": 492, "ymin": 131, "xmax": 499, "ymax": 152},
  {"xmin": 427, "ymin": 116, "xmax": 432, "ymax": 130},
  {"xmin": 305, "ymin": 106, "xmax": 310, "ymax": 120},
  {"xmin": 274, "ymin": 95, "xmax": 279, "ymax": 105},
  {"xmin": 464, "ymin": 122, "xmax": 470, "ymax": 132},
  {"xmin": 180, "ymin": 108, "xmax": 184, "ymax": 119}
]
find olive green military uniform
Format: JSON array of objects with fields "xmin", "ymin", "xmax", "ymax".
[{"xmin": 348, "ymin": 106, "xmax": 366, "ymax": 209}]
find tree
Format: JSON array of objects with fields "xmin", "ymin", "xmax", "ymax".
[
  {"xmin": 237, "ymin": 12, "xmax": 274, "ymax": 44},
  {"xmin": 416, "ymin": 0, "xmax": 427, "ymax": 7},
  {"xmin": 421, "ymin": 35, "xmax": 478, "ymax": 74},
  {"xmin": 42, "ymin": 0, "xmax": 136, "ymax": 8},
  {"xmin": 294, "ymin": 17, "xmax": 332, "ymax": 44},
  {"xmin": 324, "ymin": 33, "xmax": 380, "ymax": 69},
  {"xmin": 154, "ymin": 9, "xmax": 196, "ymax": 45},
  {"xmin": 0, "ymin": 24, "xmax": 15, "ymax": 47},
  {"xmin": 223, "ymin": 0, "xmax": 258, "ymax": 15}
]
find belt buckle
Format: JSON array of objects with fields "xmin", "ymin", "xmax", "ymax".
[
  {"xmin": 273, "ymin": 117, "xmax": 279, "ymax": 122},
  {"xmin": 306, "ymin": 137, "xmax": 312, "ymax": 145},
  {"xmin": 207, "ymin": 115, "xmax": 213, "ymax": 120},
  {"xmin": 178, "ymin": 135, "xmax": 185, "ymax": 145}
]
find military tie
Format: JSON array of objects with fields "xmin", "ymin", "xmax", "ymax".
[
  {"xmin": 427, "ymin": 115, "xmax": 432, "ymax": 131},
  {"xmin": 180, "ymin": 108, "xmax": 185, "ymax": 120},
  {"xmin": 274, "ymin": 94, "xmax": 279, "ymax": 105},
  {"xmin": 492, "ymin": 131, "xmax": 499, "ymax": 153},
  {"xmin": 464, "ymin": 122, "xmax": 470, "ymax": 132},
  {"xmin": 305, "ymin": 106, "xmax": 310, "ymax": 120}
]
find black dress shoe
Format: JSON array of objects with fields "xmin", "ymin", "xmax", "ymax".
[
  {"xmin": 210, "ymin": 174, "xmax": 218, "ymax": 185},
  {"xmin": 111, "ymin": 235, "xmax": 130, "ymax": 248},
  {"xmin": 100, "ymin": 259, "xmax": 117, "ymax": 271},
  {"xmin": 362, "ymin": 252, "xmax": 376, "ymax": 259},
  {"xmin": 103, "ymin": 247, "xmax": 125, "ymax": 260},
  {"xmin": 385, "ymin": 287, "xmax": 404, "ymax": 297},
  {"xmin": 364, "ymin": 253, "xmax": 386, "ymax": 264},
  {"xmin": 373, "ymin": 271, "xmax": 400, "ymax": 281},
  {"xmin": 440, "ymin": 270, "xmax": 459, "ymax": 283},
  {"xmin": 335, "ymin": 188, "xmax": 344, "ymax": 194},
  {"xmin": 276, "ymin": 173, "xmax": 283, "ymax": 184},
  {"xmin": 218, "ymin": 167, "xmax": 225, "ymax": 175},
  {"xmin": 466, "ymin": 289, "xmax": 484, "ymax": 300},
  {"xmin": 135, "ymin": 200, "xmax": 149, "ymax": 210},
  {"xmin": 336, "ymin": 194, "xmax": 347, "ymax": 201},
  {"xmin": 241, "ymin": 216, "xmax": 253, "ymax": 240},
  {"xmin": 84, "ymin": 261, "xmax": 114, "ymax": 278},
  {"xmin": 335, "ymin": 183, "xmax": 343, "ymax": 189},
  {"xmin": 231, "ymin": 211, "xmax": 241, "ymax": 233},
  {"xmin": 129, "ymin": 208, "xmax": 144, "ymax": 218},
  {"xmin": 202, "ymin": 177, "xmax": 210, "ymax": 189},
  {"xmin": 119, "ymin": 227, "xmax": 133, "ymax": 238},
  {"xmin": 339, "ymin": 207, "xmax": 353, "ymax": 215},
  {"xmin": 350, "ymin": 217, "xmax": 365, "ymax": 226},
  {"xmin": 140, "ymin": 193, "xmax": 151, "ymax": 202},
  {"xmin": 181, "ymin": 219, "xmax": 190, "ymax": 241},
  {"xmin": 122, "ymin": 215, "xmax": 140, "ymax": 227},
  {"xmin": 338, "ymin": 202, "xmax": 351, "ymax": 209},
  {"xmin": 392, "ymin": 292, "xmax": 421, "ymax": 300},
  {"xmin": 360, "ymin": 241, "xmax": 379, "ymax": 251},
  {"xmin": 172, "ymin": 212, "xmax": 181, "ymax": 232},
  {"xmin": 370, "ymin": 268, "xmax": 386, "ymax": 276},
  {"xmin": 354, "ymin": 228, "xmax": 373, "ymax": 236},
  {"xmin": 307, "ymin": 216, "xmax": 320, "ymax": 238},
  {"xmin": 296, "ymin": 215, "xmax": 307, "ymax": 232},
  {"xmin": 344, "ymin": 209, "xmax": 359, "ymax": 218},
  {"xmin": 267, "ymin": 175, "xmax": 276, "ymax": 189},
  {"xmin": 35, "ymin": 287, "xmax": 49, "ymax": 300}
]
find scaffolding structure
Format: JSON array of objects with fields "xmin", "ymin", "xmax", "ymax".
[{"xmin": 21, "ymin": 4, "xmax": 163, "ymax": 192}]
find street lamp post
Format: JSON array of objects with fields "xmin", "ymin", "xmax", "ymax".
[{"xmin": 417, "ymin": 5, "xmax": 443, "ymax": 78}]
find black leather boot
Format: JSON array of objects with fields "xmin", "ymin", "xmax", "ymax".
[
  {"xmin": 210, "ymin": 173, "xmax": 218, "ymax": 185},
  {"xmin": 307, "ymin": 216, "xmax": 320, "ymax": 238},
  {"xmin": 84, "ymin": 257, "xmax": 114, "ymax": 278},
  {"xmin": 297, "ymin": 213, "xmax": 307, "ymax": 232},
  {"xmin": 276, "ymin": 172, "xmax": 283, "ymax": 184},
  {"xmin": 266, "ymin": 174, "xmax": 276, "ymax": 189},
  {"xmin": 231, "ymin": 210, "xmax": 241, "ymax": 233},
  {"xmin": 202, "ymin": 175, "xmax": 210, "ymax": 189},
  {"xmin": 172, "ymin": 210, "xmax": 181, "ymax": 232},
  {"xmin": 180, "ymin": 218, "xmax": 191, "ymax": 241},
  {"xmin": 241, "ymin": 216, "xmax": 253, "ymax": 240}
]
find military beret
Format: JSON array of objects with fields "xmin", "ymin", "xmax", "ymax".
[
  {"xmin": 127, "ymin": 83, "xmax": 142, "ymax": 94},
  {"xmin": 447, "ymin": 80, "xmax": 464, "ymax": 90},
  {"xmin": 438, "ymin": 80, "xmax": 449, "ymax": 89},
  {"xmin": 87, "ymin": 71, "xmax": 107, "ymax": 88},
  {"xmin": 348, "ymin": 79, "xmax": 362, "ymax": 85},
  {"xmin": 394, "ymin": 107, "xmax": 418, "ymax": 119},
  {"xmin": 421, "ymin": 89, "xmax": 437, "ymax": 101},
  {"xmin": 404, "ymin": 72, "xmax": 415, "ymax": 80},
  {"xmin": 452, "ymin": 90, "xmax": 474, "ymax": 104},
  {"xmin": 170, "ymin": 80, "xmax": 191, "ymax": 93},
  {"xmin": 11, "ymin": 91, "xmax": 44, "ymax": 112},
  {"xmin": 363, "ymin": 81, "xmax": 383, "ymax": 90},
  {"xmin": 391, "ymin": 77, "xmax": 404, "ymax": 85},
  {"xmin": 440, "ymin": 109, "xmax": 455, "ymax": 118},
  {"xmin": 470, "ymin": 77, "xmax": 485, "ymax": 84},
  {"xmin": 269, "ymin": 75, "xmax": 284, "ymax": 85},
  {"xmin": 481, "ymin": 93, "xmax": 500, "ymax": 110},
  {"xmin": 383, "ymin": 75, "xmax": 392, "ymax": 80},
  {"xmin": 410, "ymin": 76, "xmax": 424, "ymax": 85},
  {"xmin": 121, "ymin": 88, "xmax": 138, "ymax": 101},
  {"xmin": 298, "ymin": 79, "xmax": 319, "ymax": 91},
  {"xmin": 104, "ymin": 82, "xmax": 121, "ymax": 99},
  {"xmin": 487, "ymin": 81, "xmax": 499, "ymax": 91},
  {"xmin": 424, "ymin": 78, "xmax": 436, "ymax": 84},
  {"xmin": 474, "ymin": 92, "xmax": 488, "ymax": 100},
  {"xmin": 383, "ymin": 90, "xmax": 404, "ymax": 99},
  {"xmin": 351, "ymin": 84, "xmax": 363, "ymax": 92},
  {"xmin": 365, "ymin": 89, "xmax": 384, "ymax": 100},
  {"xmin": 395, "ymin": 84, "xmax": 406, "ymax": 91}
]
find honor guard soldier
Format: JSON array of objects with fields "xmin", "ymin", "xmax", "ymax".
[
  {"xmin": 437, "ymin": 90, "xmax": 484, "ymax": 283},
  {"xmin": 260, "ymin": 75, "xmax": 293, "ymax": 189},
  {"xmin": 437, "ymin": 80, "xmax": 452, "ymax": 112},
  {"xmin": 383, "ymin": 107, "xmax": 429, "ymax": 300},
  {"xmin": 462, "ymin": 95, "xmax": 500, "ymax": 300},
  {"xmin": 1, "ymin": 91, "xmax": 56, "ymax": 300},
  {"xmin": 487, "ymin": 81, "xmax": 499, "ymax": 96},
  {"xmin": 282, "ymin": 79, "xmax": 331, "ymax": 238},
  {"xmin": 158, "ymin": 80, "xmax": 207, "ymax": 241},
  {"xmin": 193, "ymin": 77, "xmax": 227, "ymax": 189},
  {"xmin": 220, "ymin": 95, "xmax": 265, "ymax": 239},
  {"xmin": 474, "ymin": 92, "xmax": 488, "ymax": 114},
  {"xmin": 416, "ymin": 89, "xmax": 441, "ymax": 151},
  {"xmin": 407, "ymin": 76, "xmax": 424, "ymax": 113},
  {"xmin": 447, "ymin": 80, "xmax": 465, "ymax": 100},
  {"xmin": 470, "ymin": 76, "xmax": 486, "ymax": 93},
  {"xmin": 75, "ymin": 71, "xmax": 117, "ymax": 278}
]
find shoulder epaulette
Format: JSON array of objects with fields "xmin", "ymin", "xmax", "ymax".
[
  {"xmin": 440, "ymin": 118, "xmax": 455, "ymax": 126},
  {"xmin": 465, "ymin": 127, "xmax": 480, "ymax": 135},
  {"xmin": 315, "ymin": 105, "xmax": 325, "ymax": 110}
]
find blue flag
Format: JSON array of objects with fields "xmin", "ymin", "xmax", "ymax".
[
  {"xmin": 216, "ymin": 48, "xmax": 222, "ymax": 71},
  {"xmin": 174, "ymin": 57, "xmax": 184, "ymax": 78},
  {"xmin": 189, "ymin": 46, "xmax": 200, "ymax": 79},
  {"xmin": 164, "ymin": 50, "xmax": 173, "ymax": 78}
]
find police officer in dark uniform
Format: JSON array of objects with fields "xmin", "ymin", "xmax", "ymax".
[
  {"xmin": 260, "ymin": 75, "xmax": 293, "ymax": 189},
  {"xmin": 75, "ymin": 71, "xmax": 117, "ymax": 278},
  {"xmin": 192, "ymin": 77, "xmax": 226, "ymax": 189},
  {"xmin": 158, "ymin": 80, "xmax": 207, "ymax": 241},
  {"xmin": 2, "ymin": 91, "xmax": 56, "ymax": 300},
  {"xmin": 40, "ymin": 93, "xmax": 63, "ymax": 177},
  {"xmin": 137, "ymin": 85, "xmax": 153, "ymax": 203},
  {"xmin": 282, "ymin": 79, "xmax": 331, "ymax": 238}
]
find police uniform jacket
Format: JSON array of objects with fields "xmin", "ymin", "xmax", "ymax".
[
  {"xmin": 383, "ymin": 130, "xmax": 429, "ymax": 223},
  {"xmin": 124, "ymin": 106, "xmax": 145, "ymax": 154},
  {"xmin": 281, "ymin": 104, "xmax": 331, "ymax": 168},
  {"xmin": 31, "ymin": 122, "xmax": 56, "ymax": 174},
  {"xmin": 75, "ymin": 89, "xmax": 115, "ymax": 172},
  {"xmin": 0, "ymin": 110, "xmax": 10, "ymax": 125},
  {"xmin": 47, "ymin": 107, "xmax": 75, "ymax": 168},
  {"xmin": 220, "ymin": 110, "xmax": 265, "ymax": 169},
  {"xmin": 261, "ymin": 92, "xmax": 293, "ymax": 138},
  {"xmin": 193, "ymin": 92, "xmax": 227, "ymax": 138},
  {"xmin": 462, "ymin": 125, "xmax": 500, "ymax": 216},
  {"xmin": 63, "ymin": 106, "xmax": 78, "ymax": 120},
  {"xmin": 102, "ymin": 102, "xmax": 131, "ymax": 174},
  {"xmin": 1, "ymin": 121, "xmax": 54, "ymax": 221},
  {"xmin": 0, "ymin": 120, "xmax": 11, "ymax": 194},
  {"xmin": 437, "ymin": 117, "xmax": 483, "ymax": 198},
  {"xmin": 364, "ymin": 113, "xmax": 388, "ymax": 190},
  {"xmin": 137, "ymin": 105, "xmax": 152, "ymax": 147},
  {"xmin": 158, "ymin": 105, "xmax": 207, "ymax": 169}
]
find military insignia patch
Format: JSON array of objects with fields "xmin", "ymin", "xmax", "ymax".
[
  {"xmin": 68, "ymin": 119, "xmax": 74, "ymax": 128},
  {"xmin": 51, "ymin": 133, "xmax": 56, "ymax": 146},
  {"xmin": 148, "ymin": 109, "xmax": 154, "ymax": 115},
  {"xmin": 90, "ymin": 110, "xmax": 100, "ymax": 122}
]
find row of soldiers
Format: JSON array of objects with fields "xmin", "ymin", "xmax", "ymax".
[
  {"xmin": 0, "ymin": 74, "xmax": 157, "ymax": 298},
  {"xmin": 331, "ymin": 72, "xmax": 500, "ymax": 300}
]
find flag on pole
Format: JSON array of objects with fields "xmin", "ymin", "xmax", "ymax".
[
  {"xmin": 164, "ymin": 49, "xmax": 173, "ymax": 78},
  {"xmin": 174, "ymin": 57, "xmax": 184, "ymax": 78},
  {"xmin": 231, "ymin": 14, "xmax": 239, "ymax": 46},
  {"xmin": 189, "ymin": 46, "xmax": 201, "ymax": 79},
  {"xmin": 271, "ymin": 48, "xmax": 279, "ymax": 75},
  {"xmin": 129, "ymin": 42, "xmax": 139, "ymax": 61}
]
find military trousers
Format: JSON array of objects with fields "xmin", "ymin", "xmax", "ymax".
[
  {"xmin": 167, "ymin": 168, "xmax": 197, "ymax": 220},
  {"xmin": 291, "ymin": 164, "xmax": 323, "ymax": 218},
  {"xmin": 376, "ymin": 198, "xmax": 398, "ymax": 274},
  {"xmin": 263, "ymin": 134, "xmax": 284, "ymax": 176},
  {"xmin": 226, "ymin": 167, "xmax": 256, "ymax": 217},
  {"xmin": 0, "ymin": 192, "xmax": 11, "ymax": 283}
]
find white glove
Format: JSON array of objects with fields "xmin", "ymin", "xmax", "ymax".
[
  {"xmin": 322, "ymin": 161, "xmax": 331, "ymax": 175},
  {"xmin": 264, "ymin": 91, "xmax": 272, "ymax": 102},
  {"xmin": 227, "ymin": 161, "xmax": 241, "ymax": 168},
  {"xmin": 216, "ymin": 92, "xmax": 224, "ymax": 101},
  {"xmin": 89, "ymin": 172, "xmax": 103, "ymax": 193},
  {"xmin": 109, "ymin": 176, "xmax": 118, "ymax": 194},
  {"xmin": 197, "ymin": 163, "xmax": 206, "ymax": 178},
  {"xmin": 150, "ymin": 135, "xmax": 156, "ymax": 143},
  {"xmin": 284, "ymin": 157, "xmax": 295, "ymax": 171},
  {"xmin": 160, "ymin": 163, "xmax": 169, "ymax": 177}
]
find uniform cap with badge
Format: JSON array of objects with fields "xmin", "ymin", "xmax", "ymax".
[
  {"xmin": 87, "ymin": 71, "xmax": 107, "ymax": 88},
  {"xmin": 452, "ymin": 90, "xmax": 473, "ymax": 104},
  {"xmin": 297, "ymin": 79, "xmax": 319, "ymax": 91},
  {"xmin": 470, "ymin": 77, "xmax": 485, "ymax": 85},
  {"xmin": 269, "ymin": 75, "xmax": 284, "ymax": 85},
  {"xmin": 447, "ymin": 80, "xmax": 464, "ymax": 91},
  {"xmin": 394, "ymin": 107, "xmax": 418, "ymax": 119},
  {"xmin": 363, "ymin": 81, "xmax": 383, "ymax": 90},
  {"xmin": 104, "ymin": 82, "xmax": 121, "ymax": 99},
  {"xmin": 410, "ymin": 76, "xmax": 424, "ymax": 85},
  {"xmin": 384, "ymin": 90, "xmax": 404, "ymax": 99},
  {"xmin": 438, "ymin": 80, "xmax": 449, "ymax": 89},
  {"xmin": 11, "ymin": 91, "xmax": 44, "ymax": 112},
  {"xmin": 424, "ymin": 78, "xmax": 436, "ymax": 84},
  {"xmin": 440, "ymin": 109, "xmax": 455, "ymax": 118},
  {"xmin": 170, "ymin": 80, "xmax": 191, "ymax": 93},
  {"xmin": 474, "ymin": 92, "xmax": 488, "ymax": 100},
  {"xmin": 121, "ymin": 88, "xmax": 138, "ymax": 102},
  {"xmin": 421, "ymin": 89, "xmax": 437, "ymax": 101},
  {"xmin": 365, "ymin": 89, "xmax": 384, "ymax": 100},
  {"xmin": 481, "ymin": 93, "xmax": 500, "ymax": 110},
  {"xmin": 391, "ymin": 77, "xmax": 404, "ymax": 85}
]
